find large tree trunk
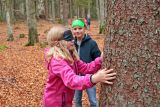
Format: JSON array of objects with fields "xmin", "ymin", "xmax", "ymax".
[
  {"xmin": 26, "ymin": 0, "xmax": 38, "ymax": 46},
  {"xmin": 99, "ymin": 0, "xmax": 160, "ymax": 106},
  {"xmin": 6, "ymin": 0, "xmax": 14, "ymax": 41}
]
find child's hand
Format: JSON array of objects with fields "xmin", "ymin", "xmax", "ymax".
[{"xmin": 91, "ymin": 68, "xmax": 116, "ymax": 84}]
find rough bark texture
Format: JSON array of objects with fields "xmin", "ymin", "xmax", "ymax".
[{"xmin": 99, "ymin": 0, "xmax": 160, "ymax": 107}]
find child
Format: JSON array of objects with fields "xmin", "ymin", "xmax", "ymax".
[
  {"xmin": 43, "ymin": 25, "xmax": 116, "ymax": 107},
  {"xmin": 72, "ymin": 19, "xmax": 101, "ymax": 107}
]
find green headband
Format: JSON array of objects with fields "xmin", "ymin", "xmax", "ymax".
[{"xmin": 72, "ymin": 19, "xmax": 85, "ymax": 28}]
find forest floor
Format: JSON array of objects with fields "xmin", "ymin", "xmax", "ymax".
[{"xmin": 0, "ymin": 19, "xmax": 105, "ymax": 107}]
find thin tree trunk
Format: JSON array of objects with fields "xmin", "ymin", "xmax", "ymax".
[
  {"xmin": 63, "ymin": 0, "xmax": 69, "ymax": 25},
  {"xmin": 87, "ymin": 0, "xmax": 91, "ymax": 18},
  {"xmin": 77, "ymin": 6, "xmax": 79, "ymax": 18},
  {"xmin": 26, "ymin": 0, "xmax": 38, "ymax": 46},
  {"xmin": 99, "ymin": 0, "xmax": 105, "ymax": 21},
  {"xmin": 69, "ymin": 0, "xmax": 73, "ymax": 19},
  {"xmin": 51, "ymin": 0, "xmax": 55, "ymax": 22},
  {"xmin": 99, "ymin": 0, "xmax": 160, "ymax": 106},
  {"xmin": 0, "ymin": 0, "xmax": 6, "ymax": 21},
  {"xmin": 6, "ymin": 0, "xmax": 14, "ymax": 41},
  {"xmin": 44, "ymin": 0, "xmax": 49, "ymax": 19},
  {"xmin": 82, "ymin": 7, "xmax": 85, "ymax": 18},
  {"xmin": 60, "ymin": 0, "xmax": 64, "ymax": 23},
  {"xmin": 96, "ymin": 0, "xmax": 100, "ymax": 23}
]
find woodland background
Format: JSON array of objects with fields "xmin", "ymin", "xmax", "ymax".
[{"xmin": 0, "ymin": 0, "xmax": 160, "ymax": 107}]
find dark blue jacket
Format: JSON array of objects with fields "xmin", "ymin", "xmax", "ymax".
[{"xmin": 74, "ymin": 34, "xmax": 101, "ymax": 63}]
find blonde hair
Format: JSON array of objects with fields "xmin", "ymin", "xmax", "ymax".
[{"xmin": 47, "ymin": 25, "xmax": 79, "ymax": 63}]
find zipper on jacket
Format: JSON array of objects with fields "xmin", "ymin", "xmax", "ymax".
[{"xmin": 62, "ymin": 92, "xmax": 65, "ymax": 107}]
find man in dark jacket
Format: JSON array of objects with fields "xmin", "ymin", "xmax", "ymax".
[{"xmin": 72, "ymin": 19, "xmax": 101, "ymax": 107}]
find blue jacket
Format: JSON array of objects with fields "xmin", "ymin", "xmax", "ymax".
[{"xmin": 74, "ymin": 34, "xmax": 101, "ymax": 63}]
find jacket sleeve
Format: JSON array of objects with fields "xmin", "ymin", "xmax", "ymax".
[
  {"xmin": 91, "ymin": 41, "xmax": 101, "ymax": 60},
  {"xmin": 50, "ymin": 59, "xmax": 94, "ymax": 90},
  {"xmin": 76, "ymin": 57, "xmax": 102, "ymax": 74}
]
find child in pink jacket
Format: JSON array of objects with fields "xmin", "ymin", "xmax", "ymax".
[{"xmin": 43, "ymin": 26, "xmax": 116, "ymax": 107}]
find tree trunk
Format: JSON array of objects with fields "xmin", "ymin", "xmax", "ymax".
[
  {"xmin": 6, "ymin": 0, "xmax": 14, "ymax": 41},
  {"xmin": 69, "ymin": 0, "xmax": 73, "ymax": 19},
  {"xmin": 63, "ymin": 0, "xmax": 69, "ymax": 25},
  {"xmin": 99, "ymin": 0, "xmax": 160, "ymax": 106},
  {"xmin": 87, "ymin": 0, "xmax": 91, "ymax": 18},
  {"xmin": 44, "ymin": 0, "xmax": 49, "ymax": 19},
  {"xmin": 13, "ymin": 0, "xmax": 26, "ymax": 20},
  {"xmin": 26, "ymin": 0, "xmax": 38, "ymax": 46},
  {"xmin": 36, "ymin": 0, "xmax": 45, "ymax": 19},
  {"xmin": 96, "ymin": 0, "xmax": 100, "ymax": 22},
  {"xmin": 99, "ymin": 0, "xmax": 106, "ymax": 34},
  {"xmin": 51, "ymin": 0, "xmax": 55, "ymax": 22},
  {"xmin": 60, "ymin": 0, "xmax": 64, "ymax": 23}
]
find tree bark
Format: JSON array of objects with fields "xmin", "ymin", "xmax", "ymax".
[
  {"xmin": 26, "ymin": 0, "xmax": 38, "ymax": 46},
  {"xmin": 44, "ymin": 0, "xmax": 49, "ymax": 19},
  {"xmin": 99, "ymin": 0, "xmax": 160, "ymax": 106},
  {"xmin": 59, "ymin": 0, "xmax": 64, "ymax": 23},
  {"xmin": 6, "ymin": 0, "xmax": 14, "ymax": 41},
  {"xmin": 87, "ymin": 1, "xmax": 91, "ymax": 18},
  {"xmin": 96, "ymin": 0, "xmax": 100, "ymax": 23},
  {"xmin": 51, "ymin": 0, "xmax": 55, "ymax": 22},
  {"xmin": 63, "ymin": 0, "xmax": 69, "ymax": 25}
]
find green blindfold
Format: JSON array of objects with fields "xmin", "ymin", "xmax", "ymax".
[{"xmin": 72, "ymin": 19, "xmax": 85, "ymax": 28}]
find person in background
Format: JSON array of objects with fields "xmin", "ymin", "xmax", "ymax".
[
  {"xmin": 43, "ymin": 25, "xmax": 116, "ymax": 107},
  {"xmin": 72, "ymin": 19, "xmax": 101, "ymax": 107},
  {"xmin": 86, "ymin": 14, "xmax": 91, "ymax": 30}
]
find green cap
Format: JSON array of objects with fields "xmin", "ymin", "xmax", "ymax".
[{"xmin": 72, "ymin": 19, "xmax": 85, "ymax": 28}]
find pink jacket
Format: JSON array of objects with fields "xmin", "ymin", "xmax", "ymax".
[{"xmin": 43, "ymin": 48, "xmax": 102, "ymax": 107}]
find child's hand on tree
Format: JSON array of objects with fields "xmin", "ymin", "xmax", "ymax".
[{"xmin": 91, "ymin": 68, "xmax": 116, "ymax": 84}]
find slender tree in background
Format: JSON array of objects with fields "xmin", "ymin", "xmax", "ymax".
[
  {"xmin": 51, "ymin": 0, "xmax": 55, "ymax": 22},
  {"xmin": 96, "ymin": 0, "xmax": 100, "ymax": 23},
  {"xmin": 99, "ymin": 0, "xmax": 160, "ymax": 106},
  {"xmin": 6, "ymin": 0, "xmax": 14, "ymax": 41},
  {"xmin": 59, "ymin": 0, "xmax": 64, "ymax": 23},
  {"xmin": 98, "ymin": 0, "xmax": 106, "ymax": 34},
  {"xmin": 1, "ymin": 0, "xmax": 98, "ymax": 24},
  {"xmin": 63, "ymin": 0, "xmax": 69, "ymax": 25},
  {"xmin": 13, "ymin": 0, "xmax": 26, "ymax": 20},
  {"xmin": 69, "ymin": 0, "xmax": 73, "ymax": 19},
  {"xmin": 26, "ymin": 0, "xmax": 38, "ymax": 46},
  {"xmin": 0, "ymin": 0, "xmax": 6, "ymax": 21}
]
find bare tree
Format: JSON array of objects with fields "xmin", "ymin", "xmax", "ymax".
[
  {"xmin": 99, "ymin": 0, "xmax": 160, "ymax": 106},
  {"xmin": 5, "ymin": 0, "xmax": 14, "ymax": 41},
  {"xmin": 63, "ymin": 0, "xmax": 69, "ymax": 25},
  {"xmin": 59, "ymin": 0, "xmax": 64, "ymax": 23},
  {"xmin": 26, "ymin": 0, "xmax": 38, "ymax": 46},
  {"xmin": 51, "ymin": 0, "xmax": 55, "ymax": 22}
]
